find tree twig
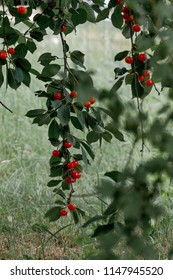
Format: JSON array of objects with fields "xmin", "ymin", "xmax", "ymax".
[{"xmin": 0, "ymin": 101, "xmax": 13, "ymax": 113}]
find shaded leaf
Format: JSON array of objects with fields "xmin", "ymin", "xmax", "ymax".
[
  {"xmin": 92, "ymin": 224, "xmax": 114, "ymax": 237},
  {"xmin": 82, "ymin": 215, "xmax": 107, "ymax": 228}
]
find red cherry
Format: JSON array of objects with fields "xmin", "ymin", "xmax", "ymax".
[
  {"xmin": 138, "ymin": 75, "xmax": 145, "ymax": 82},
  {"xmin": 132, "ymin": 24, "xmax": 141, "ymax": 32},
  {"xmin": 89, "ymin": 97, "xmax": 96, "ymax": 104},
  {"xmin": 17, "ymin": 6, "xmax": 28, "ymax": 15},
  {"xmin": 125, "ymin": 18, "xmax": 130, "ymax": 24},
  {"xmin": 68, "ymin": 204, "xmax": 76, "ymax": 211},
  {"xmin": 60, "ymin": 209, "xmax": 68, "ymax": 216},
  {"xmin": 70, "ymin": 91, "xmax": 77, "ymax": 98},
  {"xmin": 67, "ymin": 162, "xmax": 74, "ymax": 169},
  {"xmin": 144, "ymin": 70, "xmax": 150, "ymax": 77},
  {"xmin": 125, "ymin": 56, "xmax": 134, "ymax": 64},
  {"xmin": 122, "ymin": 6, "xmax": 129, "ymax": 13},
  {"xmin": 76, "ymin": 172, "xmax": 81, "ymax": 179},
  {"xmin": 71, "ymin": 171, "xmax": 78, "ymax": 179},
  {"xmin": 61, "ymin": 24, "xmax": 67, "ymax": 33},
  {"xmin": 52, "ymin": 150, "xmax": 61, "ymax": 157},
  {"xmin": 54, "ymin": 93, "xmax": 62, "ymax": 100},
  {"xmin": 116, "ymin": 0, "xmax": 122, "ymax": 4},
  {"xmin": 71, "ymin": 171, "xmax": 81, "ymax": 179},
  {"xmin": 66, "ymin": 177, "xmax": 76, "ymax": 184},
  {"xmin": 138, "ymin": 53, "xmax": 147, "ymax": 62},
  {"xmin": 122, "ymin": 13, "xmax": 129, "ymax": 20},
  {"xmin": 7, "ymin": 48, "xmax": 15, "ymax": 55},
  {"xmin": 84, "ymin": 101, "xmax": 91, "ymax": 108},
  {"xmin": 146, "ymin": 79, "xmax": 153, "ymax": 86},
  {"xmin": 0, "ymin": 50, "xmax": 7, "ymax": 60},
  {"xmin": 64, "ymin": 141, "xmax": 72, "ymax": 148},
  {"xmin": 72, "ymin": 160, "xmax": 78, "ymax": 167}
]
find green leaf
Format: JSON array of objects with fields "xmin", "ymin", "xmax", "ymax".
[
  {"xmin": 49, "ymin": 156, "xmax": 61, "ymax": 167},
  {"xmin": 33, "ymin": 112, "xmax": 51, "ymax": 126},
  {"xmin": 13, "ymin": 43, "xmax": 27, "ymax": 58},
  {"xmin": 122, "ymin": 24, "xmax": 131, "ymax": 39},
  {"xmin": 54, "ymin": 19, "xmax": 63, "ymax": 35},
  {"xmin": 44, "ymin": 206, "xmax": 61, "ymax": 222},
  {"xmin": 14, "ymin": 58, "xmax": 31, "ymax": 72},
  {"xmin": 72, "ymin": 210, "xmax": 80, "ymax": 225},
  {"xmin": 111, "ymin": 6, "xmax": 123, "ymax": 29},
  {"xmin": 48, "ymin": 119, "xmax": 60, "ymax": 139},
  {"xmin": 66, "ymin": 134, "xmax": 77, "ymax": 146},
  {"xmin": 22, "ymin": 70, "xmax": 31, "ymax": 87},
  {"xmin": 62, "ymin": 180, "xmax": 70, "ymax": 190},
  {"xmin": 77, "ymin": 111, "xmax": 86, "ymax": 129},
  {"xmin": 93, "ymin": 124, "xmax": 105, "ymax": 134},
  {"xmin": 15, "ymin": 67, "xmax": 24, "ymax": 83},
  {"xmin": 86, "ymin": 131, "xmax": 100, "ymax": 143},
  {"xmin": 7, "ymin": 68, "xmax": 20, "ymax": 89},
  {"xmin": 55, "ymin": 200, "xmax": 66, "ymax": 206},
  {"xmin": 71, "ymin": 116, "xmax": 83, "ymax": 131},
  {"xmin": 0, "ymin": 65, "xmax": 4, "ymax": 87},
  {"xmin": 57, "ymin": 105, "xmax": 70, "ymax": 126},
  {"xmin": 80, "ymin": 141, "xmax": 95, "ymax": 160},
  {"xmin": 114, "ymin": 51, "xmax": 129, "ymax": 62},
  {"xmin": 105, "ymin": 123, "xmax": 125, "ymax": 142},
  {"xmin": 76, "ymin": 207, "xmax": 85, "ymax": 217},
  {"xmin": 104, "ymin": 171, "xmax": 123, "ymax": 183},
  {"xmin": 27, "ymin": 39, "xmax": 37, "ymax": 54},
  {"xmin": 70, "ymin": 50, "xmax": 85, "ymax": 69},
  {"xmin": 92, "ymin": 224, "xmax": 114, "ymax": 237},
  {"xmin": 26, "ymin": 109, "xmax": 46, "ymax": 118},
  {"xmin": 79, "ymin": 2, "xmax": 96, "ymax": 22},
  {"xmin": 82, "ymin": 215, "xmax": 107, "ymax": 228},
  {"xmin": 47, "ymin": 180, "xmax": 62, "ymax": 187},
  {"xmin": 110, "ymin": 77, "xmax": 124, "ymax": 93},
  {"xmin": 30, "ymin": 30, "xmax": 44, "ymax": 41},
  {"xmin": 114, "ymin": 67, "xmax": 127, "ymax": 77},
  {"xmin": 34, "ymin": 14, "xmax": 50, "ymax": 30},
  {"xmin": 96, "ymin": 8, "xmax": 109, "ymax": 22},
  {"xmin": 55, "ymin": 189, "xmax": 66, "ymax": 199},
  {"xmin": 71, "ymin": 8, "xmax": 87, "ymax": 26},
  {"xmin": 81, "ymin": 146, "xmax": 89, "ymax": 166},
  {"xmin": 41, "ymin": 64, "xmax": 60, "ymax": 77},
  {"xmin": 102, "ymin": 131, "xmax": 112, "ymax": 143},
  {"xmin": 50, "ymin": 166, "xmax": 63, "ymax": 177},
  {"xmin": 38, "ymin": 52, "xmax": 56, "ymax": 66}
]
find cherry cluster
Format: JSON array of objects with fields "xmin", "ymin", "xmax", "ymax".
[
  {"xmin": 120, "ymin": 4, "xmax": 154, "ymax": 89},
  {"xmin": 53, "ymin": 90, "xmax": 77, "ymax": 100},
  {"xmin": 52, "ymin": 142, "xmax": 81, "ymax": 217},
  {"xmin": 59, "ymin": 203, "xmax": 76, "ymax": 217},
  {"xmin": 125, "ymin": 53, "xmax": 153, "ymax": 87},
  {"xmin": 54, "ymin": 91, "xmax": 96, "ymax": 108},
  {"xmin": 0, "ymin": 48, "xmax": 15, "ymax": 60},
  {"xmin": 84, "ymin": 97, "xmax": 96, "ymax": 108}
]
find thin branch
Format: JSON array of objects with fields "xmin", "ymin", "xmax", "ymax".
[
  {"xmin": 153, "ymin": 82, "xmax": 161, "ymax": 95},
  {"xmin": 0, "ymin": 101, "xmax": 13, "ymax": 113}
]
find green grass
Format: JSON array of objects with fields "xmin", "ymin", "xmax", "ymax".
[{"xmin": 0, "ymin": 20, "xmax": 173, "ymax": 259}]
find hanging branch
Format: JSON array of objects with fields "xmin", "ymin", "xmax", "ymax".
[{"xmin": 129, "ymin": 17, "xmax": 145, "ymax": 157}]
